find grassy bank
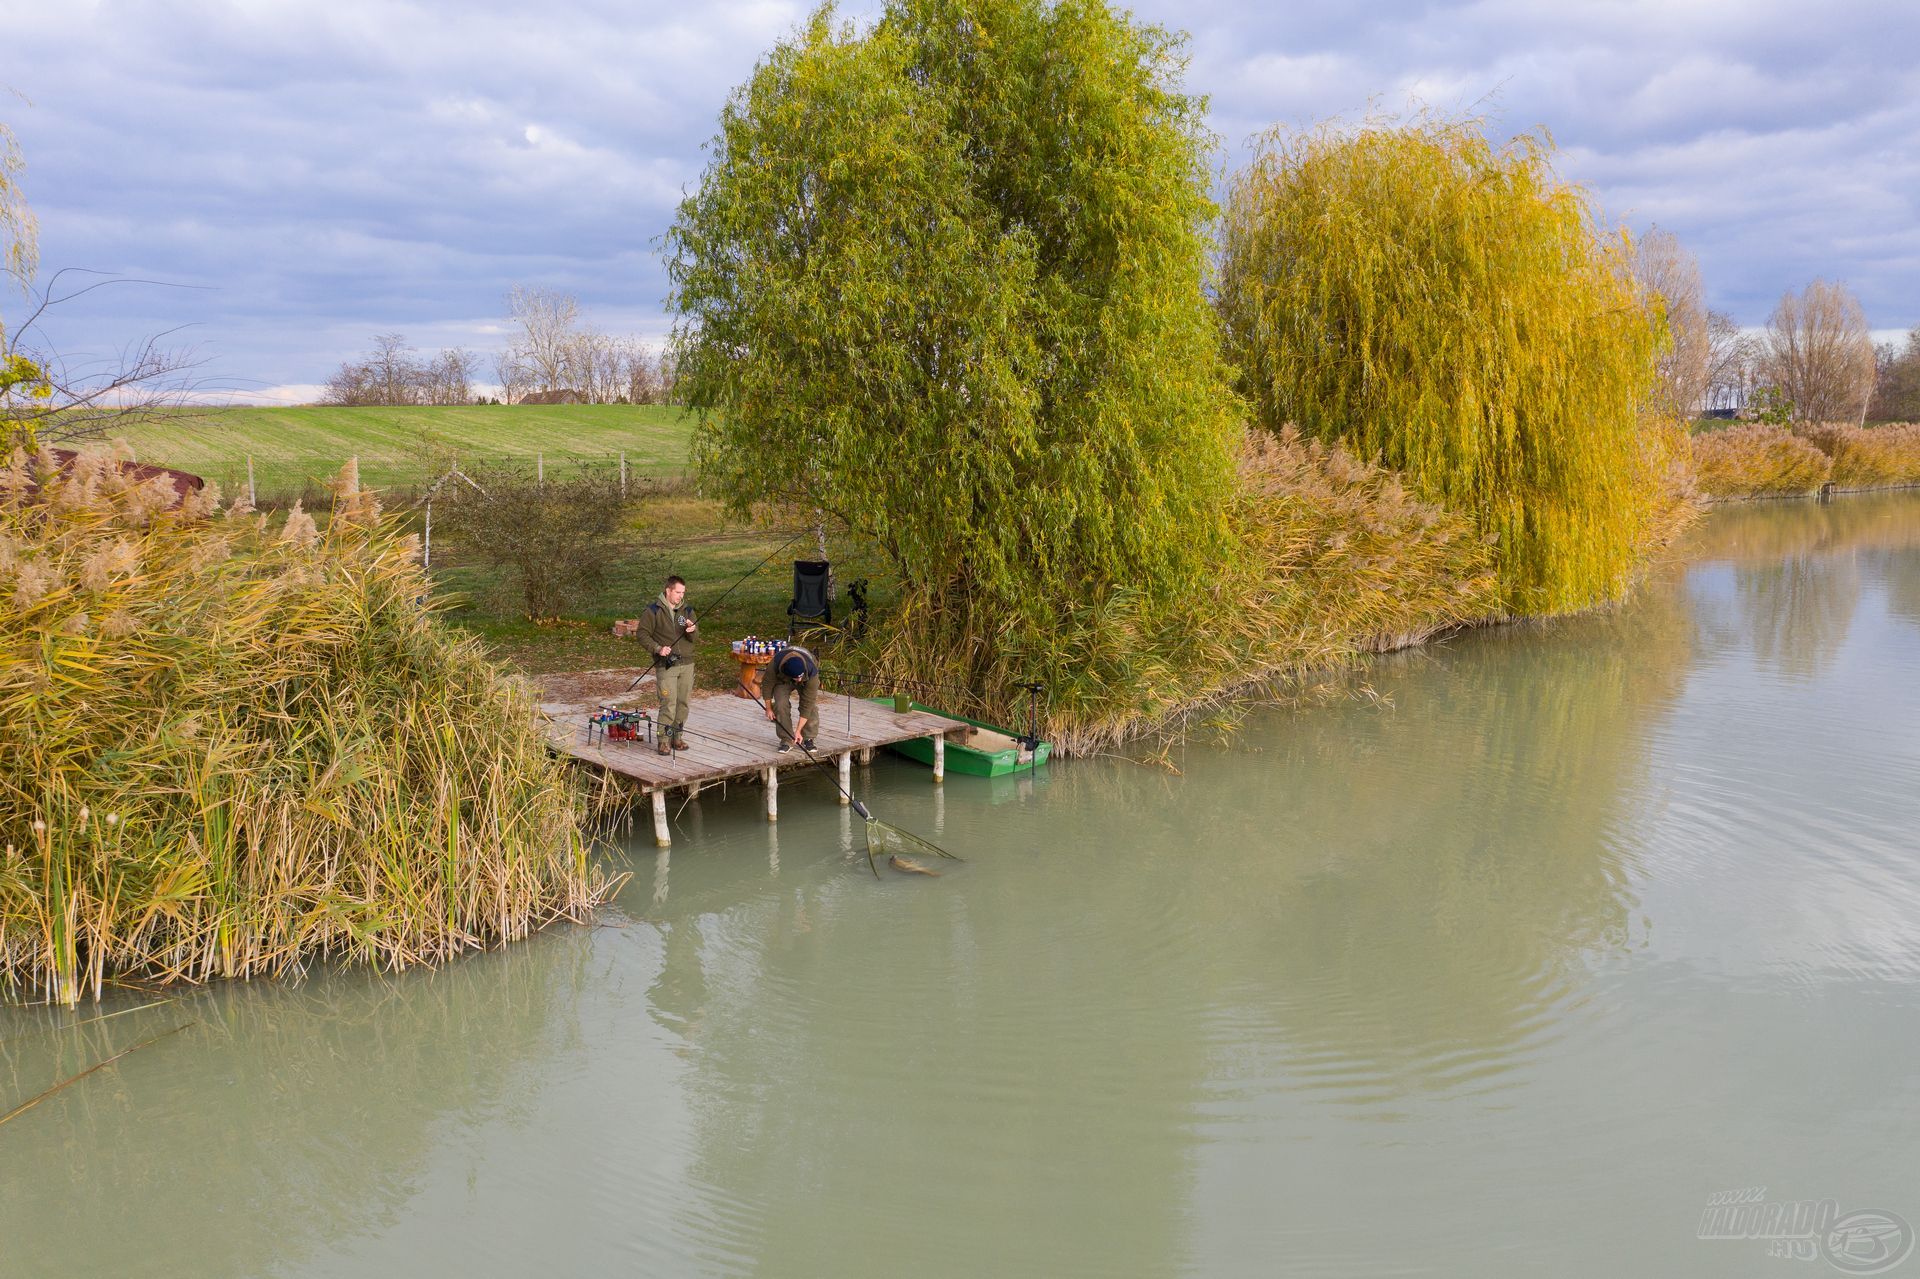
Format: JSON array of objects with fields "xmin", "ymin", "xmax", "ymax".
[
  {"xmin": 1692, "ymin": 422, "xmax": 1920, "ymax": 500},
  {"xmin": 93, "ymin": 403, "xmax": 695, "ymax": 505},
  {"xmin": 0, "ymin": 451, "xmax": 609, "ymax": 1004}
]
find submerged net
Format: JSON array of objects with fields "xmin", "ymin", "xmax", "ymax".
[{"xmin": 862, "ymin": 818, "xmax": 962, "ymax": 876}]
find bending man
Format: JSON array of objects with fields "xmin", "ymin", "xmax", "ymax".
[
  {"xmin": 641, "ymin": 574, "xmax": 697, "ymax": 755},
  {"xmin": 761, "ymin": 643, "xmax": 820, "ymax": 754}
]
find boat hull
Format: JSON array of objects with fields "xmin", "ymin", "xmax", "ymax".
[{"xmin": 870, "ymin": 699, "xmax": 1052, "ymax": 777}]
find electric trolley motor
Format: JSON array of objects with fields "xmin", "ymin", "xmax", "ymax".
[{"xmin": 586, "ymin": 706, "xmax": 654, "ymax": 747}]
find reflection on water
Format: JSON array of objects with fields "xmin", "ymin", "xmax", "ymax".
[
  {"xmin": 1680, "ymin": 492, "xmax": 1920, "ymax": 680},
  {"xmin": 3, "ymin": 495, "xmax": 1920, "ymax": 1277}
]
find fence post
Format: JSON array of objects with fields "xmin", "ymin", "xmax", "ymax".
[
  {"xmin": 246, "ymin": 455, "xmax": 255, "ymax": 506},
  {"xmin": 537, "ymin": 452, "xmax": 544, "ymax": 486},
  {"xmin": 620, "ymin": 451, "xmax": 627, "ymax": 497}
]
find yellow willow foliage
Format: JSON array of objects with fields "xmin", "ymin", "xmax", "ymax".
[
  {"xmin": 1220, "ymin": 116, "xmax": 1683, "ymax": 615},
  {"xmin": 0, "ymin": 449, "xmax": 605, "ymax": 1004}
]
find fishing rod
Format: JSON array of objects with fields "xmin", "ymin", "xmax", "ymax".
[
  {"xmin": 732, "ymin": 677, "xmax": 962, "ymax": 876},
  {"xmin": 697, "ymin": 527, "xmax": 813, "ymax": 626},
  {"xmin": 626, "ymin": 528, "xmax": 814, "ymax": 694},
  {"xmin": 819, "ymin": 670, "xmax": 987, "ymax": 701},
  {"xmin": 823, "ymin": 669, "xmax": 1049, "ymax": 760},
  {"xmin": 624, "ymin": 681, "xmax": 959, "ymax": 875}
]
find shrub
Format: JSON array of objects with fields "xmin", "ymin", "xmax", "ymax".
[
  {"xmin": 0, "ymin": 449, "xmax": 603, "ymax": 1004},
  {"xmin": 434, "ymin": 460, "xmax": 630, "ymax": 620}
]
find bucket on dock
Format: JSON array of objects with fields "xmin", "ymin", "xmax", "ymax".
[{"xmin": 892, "ymin": 692, "xmax": 912, "ymax": 714}]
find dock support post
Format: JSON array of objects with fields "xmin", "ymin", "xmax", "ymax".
[
  {"xmin": 765, "ymin": 766, "xmax": 778, "ymax": 821},
  {"xmin": 652, "ymin": 789, "xmax": 670, "ymax": 848},
  {"xmin": 857, "ymin": 747, "xmax": 873, "ymax": 766},
  {"xmin": 933, "ymin": 734, "xmax": 945, "ymax": 784},
  {"xmin": 838, "ymin": 752, "xmax": 852, "ymax": 804}
]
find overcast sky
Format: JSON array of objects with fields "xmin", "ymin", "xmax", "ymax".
[{"xmin": 4, "ymin": 0, "xmax": 1916, "ymax": 401}]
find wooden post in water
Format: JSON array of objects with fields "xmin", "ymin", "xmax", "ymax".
[
  {"xmin": 764, "ymin": 766, "xmax": 778, "ymax": 821},
  {"xmin": 837, "ymin": 752, "xmax": 851, "ymax": 804},
  {"xmin": 652, "ymin": 789, "xmax": 670, "ymax": 847},
  {"xmin": 857, "ymin": 747, "xmax": 873, "ymax": 766},
  {"xmin": 932, "ymin": 734, "xmax": 945, "ymax": 784}
]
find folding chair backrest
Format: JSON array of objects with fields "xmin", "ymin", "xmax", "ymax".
[{"xmin": 789, "ymin": 560, "xmax": 832, "ymax": 627}]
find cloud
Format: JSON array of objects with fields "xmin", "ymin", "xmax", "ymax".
[{"xmin": 4, "ymin": 0, "xmax": 1916, "ymax": 392}]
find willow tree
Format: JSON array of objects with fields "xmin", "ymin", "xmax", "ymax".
[
  {"xmin": 1219, "ymin": 117, "xmax": 1676, "ymax": 615},
  {"xmin": 665, "ymin": 0, "xmax": 1240, "ymax": 696}
]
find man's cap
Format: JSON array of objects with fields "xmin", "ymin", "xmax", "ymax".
[{"xmin": 779, "ymin": 652, "xmax": 809, "ymax": 679}]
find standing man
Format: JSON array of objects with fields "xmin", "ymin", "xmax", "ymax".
[
  {"xmin": 761, "ymin": 643, "xmax": 820, "ymax": 754},
  {"xmin": 641, "ymin": 574, "xmax": 697, "ymax": 755}
]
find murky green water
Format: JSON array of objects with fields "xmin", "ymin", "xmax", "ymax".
[{"xmin": 6, "ymin": 495, "xmax": 1920, "ymax": 1277}]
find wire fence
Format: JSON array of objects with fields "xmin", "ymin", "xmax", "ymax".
[{"xmin": 179, "ymin": 450, "xmax": 690, "ymax": 508}]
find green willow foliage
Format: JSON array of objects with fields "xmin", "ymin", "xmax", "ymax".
[
  {"xmin": 1219, "ymin": 117, "xmax": 1679, "ymax": 615},
  {"xmin": 666, "ymin": 0, "xmax": 1240, "ymax": 682}
]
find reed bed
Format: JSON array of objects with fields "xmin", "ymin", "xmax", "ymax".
[
  {"xmin": 1690, "ymin": 426, "xmax": 1831, "ymax": 499},
  {"xmin": 1800, "ymin": 423, "xmax": 1920, "ymax": 490},
  {"xmin": 1691, "ymin": 423, "xmax": 1920, "ymax": 499},
  {"xmin": 0, "ymin": 447, "xmax": 607, "ymax": 1005},
  {"xmin": 872, "ymin": 429, "xmax": 1502, "ymax": 755}
]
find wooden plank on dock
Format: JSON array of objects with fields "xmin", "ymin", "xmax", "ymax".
[{"xmin": 530, "ymin": 668, "xmax": 971, "ymax": 799}]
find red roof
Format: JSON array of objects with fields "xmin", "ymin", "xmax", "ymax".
[{"xmin": 47, "ymin": 448, "xmax": 206, "ymax": 503}]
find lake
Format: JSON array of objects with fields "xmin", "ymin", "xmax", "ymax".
[{"xmin": 4, "ymin": 493, "xmax": 1919, "ymax": 1277}]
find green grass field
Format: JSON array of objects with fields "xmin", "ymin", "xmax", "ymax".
[
  {"xmin": 102, "ymin": 403, "xmax": 696, "ymax": 502},
  {"xmin": 434, "ymin": 497, "xmax": 897, "ymax": 679},
  {"xmin": 81, "ymin": 401, "xmax": 881, "ymax": 681}
]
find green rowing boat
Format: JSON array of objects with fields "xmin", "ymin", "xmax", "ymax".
[{"xmin": 870, "ymin": 699, "xmax": 1052, "ymax": 778}]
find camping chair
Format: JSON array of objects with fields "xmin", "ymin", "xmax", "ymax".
[{"xmin": 788, "ymin": 560, "xmax": 832, "ymax": 640}]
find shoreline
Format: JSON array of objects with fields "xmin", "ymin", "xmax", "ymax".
[{"xmin": 1063, "ymin": 481, "xmax": 1920, "ymax": 757}]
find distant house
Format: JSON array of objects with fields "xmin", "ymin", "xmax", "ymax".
[
  {"xmin": 43, "ymin": 448, "xmax": 206, "ymax": 504},
  {"xmin": 517, "ymin": 389, "xmax": 585, "ymax": 405}
]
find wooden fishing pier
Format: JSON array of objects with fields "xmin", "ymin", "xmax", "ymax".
[{"xmin": 533, "ymin": 668, "xmax": 969, "ymax": 847}]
